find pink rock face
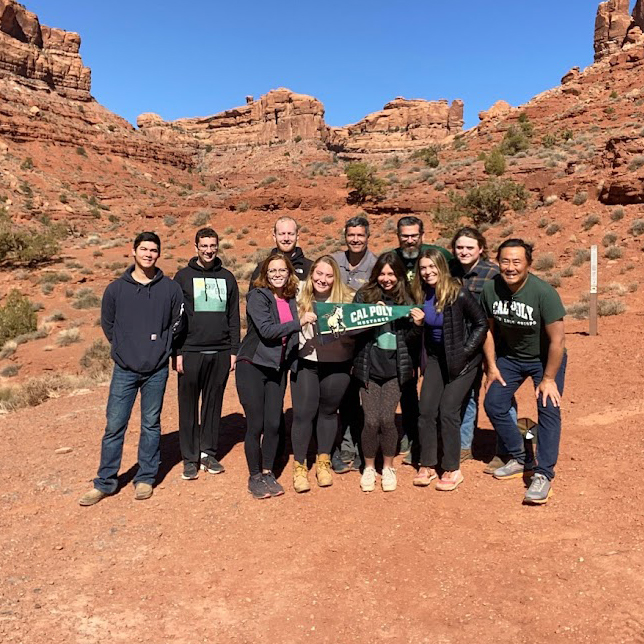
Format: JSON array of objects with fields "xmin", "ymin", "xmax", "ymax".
[
  {"xmin": 0, "ymin": 0, "xmax": 90, "ymax": 98},
  {"xmin": 633, "ymin": 0, "xmax": 644, "ymax": 31},
  {"xmin": 479, "ymin": 100, "xmax": 512, "ymax": 121},
  {"xmin": 594, "ymin": 0, "xmax": 632, "ymax": 61}
]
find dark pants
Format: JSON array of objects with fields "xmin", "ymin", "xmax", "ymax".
[
  {"xmin": 400, "ymin": 375, "xmax": 419, "ymax": 448},
  {"xmin": 291, "ymin": 361, "xmax": 351, "ymax": 463},
  {"xmin": 418, "ymin": 354, "xmax": 478, "ymax": 471},
  {"xmin": 178, "ymin": 350, "xmax": 230, "ymax": 465},
  {"xmin": 484, "ymin": 354, "xmax": 567, "ymax": 480},
  {"xmin": 361, "ymin": 378, "xmax": 402, "ymax": 459},
  {"xmin": 236, "ymin": 360, "xmax": 287, "ymax": 476},
  {"xmin": 94, "ymin": 364, "xmax": 169, "ymax": 494},
  {"xmin": 337, "ymin": 377, "xmax": 363, "ymax": 457}
]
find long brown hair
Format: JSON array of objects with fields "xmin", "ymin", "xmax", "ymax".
[
  {"xmin": 252, "ymin": 253, "xmax": 299, "ymax": 299},
  {"xmin": 412, "ymin": 247, "xmax": 461, "ymax": 312},
  {"xmin": 298, "ymin": 255, "xmax": 354, "ymax": 315},
  {"xmin": 358, "ymin": 251, "xmax": 412, "ymax": 305}
]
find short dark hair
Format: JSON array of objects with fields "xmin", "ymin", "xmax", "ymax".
[
  {"xmin": 195, "ymin": 227, "xmax": 219, "ymax": 245},
  {"xmin": 451, "ymin": 226, "xmax": 489, "ymax": 260},
  {"xmin": 497, "ymin": 238, "xmax": 533, "ymax": 265},
  {"xmin": 344, "ymin": 215, "xmax": 370, "ymax": 237},
  {"xmin": 133, "ymin": 231, "xmax": 161, "ymax": 251},
  {"xmin": 397, "ymin": 216, "xmax": 424, "ymax": 234}
]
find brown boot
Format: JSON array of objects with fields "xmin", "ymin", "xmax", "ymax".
[
  {"xmin": 293, "ymin": 461, "xmax": 310, "ymax": 493},
  {"xmin": 316, "ymin": 454, "xmax": 333, "ymax": 487}
]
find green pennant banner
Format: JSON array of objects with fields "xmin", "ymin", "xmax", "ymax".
[{"xmin": 314, "ymin": 302, "xmax": 415, "ymax": 337}]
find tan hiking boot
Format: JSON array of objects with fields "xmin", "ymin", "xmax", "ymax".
[
  {"xmin": 484, "ymin": 455, "xmax": 506, "ymax": 475},
  {"xmin": 316, "ymin": 454, "xmax": 333, "ymax": 487},
  {"xmin": 134, "ymin": 482, "xmax": 153, "ymax": 500},
  {"xmin": 460, "ymin": 448, "xmax": 473, "ymax": 463},
  {"xmin": 78, "ymin": 488, "xmax": 108, "ymax": 506},
  {"xmin": 293, "ymin": 461, "xmax": 310, "ymax": 493}
]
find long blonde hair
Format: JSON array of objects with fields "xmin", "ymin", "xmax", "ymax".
[
  {"xmin": 299, "ymin": 255, "xmax": 354, "ymax": 314},
  {"xmin": 412, "ymin": 248, "xmax": 461, "ymax": 312}
]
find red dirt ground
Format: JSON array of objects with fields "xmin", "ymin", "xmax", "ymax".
[{"xmin": 1, "ymin": 312, "xmax": 643, "ymax": 643}]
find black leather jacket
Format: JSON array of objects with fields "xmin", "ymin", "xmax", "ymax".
[{"xmin": 421, "ymin": 287, "xmax": 488, "ymax": 381}]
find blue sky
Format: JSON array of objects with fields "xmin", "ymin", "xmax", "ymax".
[{"xmin": 26, "ymin": 1, "xmax": 621, "ymax": 130}]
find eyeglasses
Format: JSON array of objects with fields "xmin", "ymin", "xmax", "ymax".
[
  {"xmin": 399, "ymin": 234, "xmax": 421, "ymax": 240},
  {"xmin": 198, "ymin": 244, "xmax": 218, "ymax": 251},
  {"xmin": 267, "ymin": 268, "xmax": 289, "ymax": 276}
]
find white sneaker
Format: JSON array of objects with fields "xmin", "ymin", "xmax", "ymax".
[
  {"xmin": 360, "ymin": 466, "xmax": 377, "ymax": 492},
  {"xmin": 381, "ymin": 466, "xmax": 397, "ymax": 492}
]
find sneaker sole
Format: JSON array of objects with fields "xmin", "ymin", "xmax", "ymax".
[
  {"xmin": 360, "ymin": 485, "xmax": 375, "ymax": 492},
  {"xmin": 200, "ymin": 465, "xmax": 224, "ymax": 475},
  {"xmin": 317, "ymin": 480, "xmax": 333, "ymax": 488},
  {"xmin": 493, "ymin": 471, "xmax": 525, "ymax": 480},
  {"xmin": 248, "ymin": 490, "xmax": 271, "ymax": 499},
  {"xmin": 181, "ymin": 473, "xmax": 199, "ymax": 480},
  {"xmin": 294, "ymin": 486, "xmax": 311, "ymax": 493},
  {"xmin": 382, "ymin": 484, "xmax": 397, "ymax": 492},
  {"xmin": 523, "ymin": 488, "xmax": 552, "ymax": 505},
  {"xmin": 436, "ymin": 477, "xmax": 464, "ymax": 491}
]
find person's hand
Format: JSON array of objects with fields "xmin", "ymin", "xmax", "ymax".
[
  {"xmin": 230, "ymin": 355, "xmax": 237, "ymax": 372},
  {"xmin": 410, "ymin": 307, "xmax": 425, "ymax": 326},
  {"xmin": 172, "ymin": 355, "xmax": 184, "ymax": 374},
  {"xmin": 484, "ymin": 365, "xmax": 506, "ymax": 392},
  {"xmin": 300, "ymin": 311, "xmax": 317, "ymax": 326},
  {"xmin": 535, "ymin": 377, "xmax": 561, "ymax": 407}
]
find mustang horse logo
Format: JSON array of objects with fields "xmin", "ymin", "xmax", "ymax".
[{"xmin": 324, "ymin": 305, "xmax": 347, "ymax": 338}]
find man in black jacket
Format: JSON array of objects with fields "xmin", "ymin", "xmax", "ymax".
[
  {"xmin": 249, "ymin": 216, "xmax": 312, "ymax": 286},
  {"xmin": 79, "ymin": 232, "xmax": 184, "ymax": 506},
  {"xmin": 173, "ymin": 227, "xmax": 240, "ymax": 481}
]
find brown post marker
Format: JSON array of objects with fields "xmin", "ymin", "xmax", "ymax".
[{"xmin": 589, "ymin": 244, "xmax": 598, "ymax": 336}]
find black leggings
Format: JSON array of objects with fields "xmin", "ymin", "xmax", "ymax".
[
  {"xmin": 291, "ymin": 360, "xmax": 351, "ymax": 463},
  {"xmin": 418, "ymin": 352, "xmax": 478, "ymax": 471},
  {"xmin": 236, "ymin": 360, "xmax": 287, "ymax": 476},
  {"xmin": 360, "ymin": 377, "xmax": 401, "ymax": 459}
]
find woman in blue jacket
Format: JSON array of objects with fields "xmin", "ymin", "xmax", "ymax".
[{"xmin": 236, "ymin": 253, "xmax": 315, "ymax": 499}]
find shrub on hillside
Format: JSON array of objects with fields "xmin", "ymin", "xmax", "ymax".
[
  {"xmin": 345, "ymin": 162, "xmax": 387, "ymax": 203},
  {"xmin": 484, "ymin": 148, "xmax": 506, "ymax": 176},
  {"xmin": 0, "ymin": 290, "xmax": 37, "ymax": 347},
  {"xmin": 448, "ymin": 179, "xmax": 528, "ymax": 225},
  {"xmin": 410, "ymin": 146, "xmax": 441, "ymax": 168},
  {"xmin": 80, "ymin": 339, "xmax": 112, "ymax": 380}
]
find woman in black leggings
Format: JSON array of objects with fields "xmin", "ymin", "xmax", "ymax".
[
  {"xmin": 290, "ymin": 255, "xmax": 354, "ymax": 493},
  {"xmin": 353, "ymin": 252, "xmax": 419, "ymax": 493},
  {"xmin": 236, "ymin": 253, "xmax": 315, "ymax": 499},
  {"xmin": 410, "ymin": 248, "xmax": 488, "ymax": 491}
]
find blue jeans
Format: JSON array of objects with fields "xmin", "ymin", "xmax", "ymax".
[
  {"xmin": 484, "ymin": 354, "xmax": 567, "ymax": 480},
  {"xmin": 460, "ymin": 367, "xmax": 517, "ymax": 449},
  {"xmin": 94, "ymin": 364, "xmax": 169, "ymax": 494}
]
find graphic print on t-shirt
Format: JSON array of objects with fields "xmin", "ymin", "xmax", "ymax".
[{"xmin": 193, "ymin": 278, "xmax": 227, "ymax": 312}]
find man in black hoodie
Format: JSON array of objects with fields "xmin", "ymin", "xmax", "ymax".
[
  {"xmin": 249, "ymin": 216, "xmax": 312, "ymax": 287},
  {"xmin": 173, "ymin": 227, "xmax": 241, "ymax": 481},
  {"xmin": 79, "ymin": 232, "xmax": 184, "ymax": 506}
]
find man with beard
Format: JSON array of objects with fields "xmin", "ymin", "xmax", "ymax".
[
  {"xmin": 249, "ymin": 216, "xmax": 312, "ymax": 286},
  {"xmin": 393, "ymin": 216, "xmax": 452, "ymax": 463}
]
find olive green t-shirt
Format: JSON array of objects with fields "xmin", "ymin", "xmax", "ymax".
[{"xmin": 481, "ymin": 273, "xmax": 565, "ymax": 362}]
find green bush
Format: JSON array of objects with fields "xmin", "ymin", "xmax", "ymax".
[
  {"xmin": 431, "ymin": 202, "xmax": 462, "ymax": 236},
  {"xmin": 410, "ymin": 146, "xmax": 441, "ymax": 168},
  {"xmin": 484, "ymin": 148, "xmax": 506, "ymax": 176},
  {"xmin": 449, "ymin": 179, "xmax": 528, "ymax": 225},
  {"xmin": 602, "ymin": 232, "xmax": 617, "ymax": 247},
  {"xmin": 573, "ymin": 191, "xmax": 588, "ymax": 206},
  {"xmin": 345, "ymin": 162, "xmax": 387, "ymax": 203},
  {"xmin": 542, "ymin": 134, "xmax": 557, "ymax": 148},
  {"xmin": 80, "ymin": 339, "xmax": 112, "ymax": 379},
  {"xmin": 72, "ymin": 288, "xmax": 101, "ymax": 309},
  {"xmin": 604, "ymin": 245, "xmax": 622, "ymax": 259},
  {"xmin": 533, "ymin": 253, "xmax": 555, "ymax": 271},
  {"xmin": 582, "ymin": 213, "xmax": 600, "ymax": 230},
  {"xmin": 572, "ymin": 249, "xmax": 591, "ymax": 266},
  {"xmin": 0, "ymin": 290, "xmax": 37, "ymax": 346}
]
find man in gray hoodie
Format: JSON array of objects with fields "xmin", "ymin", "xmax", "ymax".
[{"xmin": 79, "ymin": 232, "xmax": 184, "ymax": 506}]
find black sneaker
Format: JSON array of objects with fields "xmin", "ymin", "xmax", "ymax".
[
  {"xmin": 248, "ymin": 473, "xmax": 270, "ymax": 499},
  {"xmin": 332, "ymin": 450, "xmax": 351, "ymax": 474},
  {"xmin": 262, "ymin": 472, "xmax": 285, "ymax": 497},
  {"xmin": 340, "ymin": 450, "xmax": 356, "ymax": 464},
  {"xmin": 200, "ymin": 455, "xmax": 225, "ymax": 475},
  {"xmin": 350, "ymin": 453, "xmax": 362, "ymax": 472},
  {"xmin": 181, "ymin": 462, "xmax": 199, "ymax": 480}
]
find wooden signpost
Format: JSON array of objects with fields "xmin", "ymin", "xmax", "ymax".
[{"xmin": 589, "ymin": 245, "xmax": 598, "ymax": 336}]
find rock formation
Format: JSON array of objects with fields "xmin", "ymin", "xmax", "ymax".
[
  {"xmin": 479, "ymin": 100, "xmax": 513, "ymax": 121},
  {"xmin": 594, "ymin": 0, "xmax": 644, "ymax": 60},
  {"xmin": 327, "ymin": 98, "xmax": 463, "ymax": 153},
  {"xmin": 0, "ymin": 0, "xmax": 91, "ymax": 99}
]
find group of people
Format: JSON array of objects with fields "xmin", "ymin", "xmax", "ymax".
[{"xmin": 79, "ymin": 213, "xmax": 567, "ymax": 507}]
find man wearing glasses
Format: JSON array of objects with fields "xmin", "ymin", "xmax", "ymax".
[{"xmin": 172, "ymin": 227, "xmax": 240, "ymax": 481}]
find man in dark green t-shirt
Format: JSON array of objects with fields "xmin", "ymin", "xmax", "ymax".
[{"xmin": 481, "ymin": 239, "xmax": 566, "ymax": 505}]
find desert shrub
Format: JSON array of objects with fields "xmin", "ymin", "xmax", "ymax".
[
  {"xmin": 0, "ymin": 364, "xmax": 20, "ymax": 377},
  {"xmin": 533, "ymin": 253, "xmax": 555, "ymax": 271},
  {"xmin": 259, "ymin": 176, "xmax": 278, "ymax": 187},
  {"xmin": 500, "ymin": 126, "xmax": 530, "ymax": 156},
  {"xmin": 0, "ymin": 219, "xmax": 61, "ymax": 266},
  {"xmin": 604, "ymin": 245, "xmax": 622, "ymax": 259},
  {"xmin": 345, "ymin": 162, "xmax": 387, "ymax": 203},
  {"xmin": 434, "ymin": 181, "xmax": 446, "ymax": 191},
  {"xmin": 39, "ymin": 271, "xmax": 71, "ymax": 285},
  {"xmin": 72, "ymin": 288, "xmax": 101, "ymax": 310},
  {"xmin": 582, "ymin": 213, "xmax": 600, "ymax": 230},
  {"xmin": 628, "ymin": 156, "xmax": 644, "ymax": 172},
  {"xmin": 164, "ymin": 215, "xmax": 177, "ymax": 227},
  {"xmin": 410, "ymin": 146, "xmax": 441, "ymax": 168},
  {"xmin": 610, "ymin": 208, "xmax": 624, "ymax": 221},
  {"xmin": 321, "ymin": 215, "xmax": 336, "ymax": 224},
  {"xmin": 192, "ymin": 211, "xmax": 210, "ymax": 226},
  {"xmin": 546, "ymin": 223, "xmax": 561, "ymax": 236},
  {"xmin": 449, "ymin": 179, "xmax": 528, "ymax": 225},
  {"xmin": 248, "ymin": 239, "xmax": 258, "ymax": 247},
  {"xmin": 236, "ymin": 202, "xmax": 250, "ymax": 212},
  {"xmin": 602, "ymin": 232, "xmax": 617, "ymax": 247},
  {"xmin": 56, "ymin": 328, "xmax": 81, "ymax": 346},
  {"xmin": 544, "ymin": 273, "xmax": 561, "ymax": 287},
  {"xmin": 500, "ymin": 225, "xmax": 514, "ymax": 238},
  {"xmin": 431, "ymin": 202, "xmax": 462, "ymax": 236},
  {"xmin": 573, "ymin": 191, "xmax": 588, "ymax": 206},
  {"xmin": 542, "ymin": 134, "xmax": 557, "ymax": 148},
  {"xmin": 0, "ymin": 373, "xmax": 93, "ymax": 412},
  {"xmin": 629, "ymin": 218, "xmax": 644, "ymax": 236},
  {"xmin": 598, "ymin": 300, "xmax": 626, "ymax": 316},
  {"xmin": 220, "ymin": 241, "xmax": 233, "ymax": 250},
  {"xmin": 484, "ymin": 148, "xmax": 506, "ymax": 176},
  {"xmin": 566, "ymin": 300, "xmax": 590, "ymax": 319},
  {"xmin": 224, "ymin": 226, "xmax": 235, "ymax": 234},
  {"xmin": 543, "ymin": 195, "xmax": 558, "ymax": 206},
  {"xmin": 572, "ymin": 248, "xmax": 591, "ymax": 266},
  {"xmin": 79, "ymin": 339, "xmax": 112, "ymax": 379},
  {"xmin": 76, "ymin": 146, "xmax": 87, "ymax": 157},
  {"xmin": 0, "ymin": 290, "xmax": 37, "ymax": 347},
  {"xmin": 560, "ymin": 265, "xmax": 575, "ymax": 278},
  {"xmin": 537, "ymin": 217, "xmax": 548, "ymax": 229},
  {"xmin": 45, "ymin": 310, "xmax": 66, "ymax": 322}
]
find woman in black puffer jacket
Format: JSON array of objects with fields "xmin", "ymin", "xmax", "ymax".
[{"xmin": 410, "ymin": 247, "xmax": 488, "ymax": 491}]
